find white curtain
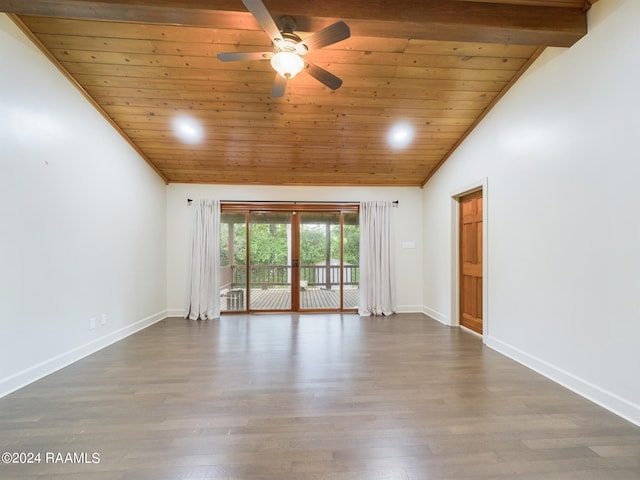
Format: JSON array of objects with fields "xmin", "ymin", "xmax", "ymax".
[
  {"xmin": 358, "ymin": 201, "xmax": 396, "ymax": 316},
  {"xmin": 186, "ymin": 199, "xmax": 221, "ymax": 320}
]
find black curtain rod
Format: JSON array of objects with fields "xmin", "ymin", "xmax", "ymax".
[{"xmin": 187, "ymin": 199, "xmax": 398, "ymax": 205}]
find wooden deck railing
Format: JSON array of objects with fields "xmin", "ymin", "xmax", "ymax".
[{"xmin": 221, "ymin": 264, "xmax": 359, "ymax": 289}]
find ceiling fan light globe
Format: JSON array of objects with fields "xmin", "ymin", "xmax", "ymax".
[{"xmin": 271, "ymin": 51, "xmax": 304, "ymax": 79}]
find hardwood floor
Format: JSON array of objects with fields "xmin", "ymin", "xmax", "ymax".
[{"xmin": 1, "ymin": 313, "xmax": 639, "ymax": 479}]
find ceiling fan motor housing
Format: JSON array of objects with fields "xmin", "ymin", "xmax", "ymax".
[
  {"xmin": 273, "ymin": 16, "xmax": 307, "ymax": 55},
  {"xmin": 278, "ymin": 15, "xmax": 297, "ymax": 34}
]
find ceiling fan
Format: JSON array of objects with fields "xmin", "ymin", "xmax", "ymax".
[{"xmin": 217, "ymin": 0, "xmax": 351, "ymax": 97}]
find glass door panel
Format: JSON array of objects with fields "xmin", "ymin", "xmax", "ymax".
[
  {"xmin": 342, "ymin": 212, "xmax": 360, "ymax": 309},
  {"xmin": 220, "ymin": 212, "xmax": 247, "ymax": 312},
  {"xmin": 299, "ymin": 212, "xmax": 341, "ymax": 310},
  {"xmin": 249, "ymin": 212, "xmax": 293, "ymax": 311}
]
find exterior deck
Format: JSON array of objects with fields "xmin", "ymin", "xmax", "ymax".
[{"xmin": 222, "ymin": 287, "xmax": 359, "ymax": 311}]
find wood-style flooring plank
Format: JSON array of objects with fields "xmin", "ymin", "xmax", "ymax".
[{"xmin": 0, "ymin": 313, "xmax": 639, "ymax": 480}]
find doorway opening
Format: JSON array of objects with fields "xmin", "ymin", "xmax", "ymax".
[{"xmin": 220, "ymin": 203, "xmax": 359, "ymax": 313}]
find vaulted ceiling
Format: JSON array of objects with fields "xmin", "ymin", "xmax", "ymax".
[{"xmin": 1, "ymin": 0, "xmax": 596, "ymax": 186}]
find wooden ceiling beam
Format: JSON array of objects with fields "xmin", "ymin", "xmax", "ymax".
[{"xmin": 0, "ymin": 0, "xmax": 588, "ymax": 47}]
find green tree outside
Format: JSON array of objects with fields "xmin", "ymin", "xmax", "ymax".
[{"xmin": 221, "ymin": 212, "xmax": 359, "ymax": 283}]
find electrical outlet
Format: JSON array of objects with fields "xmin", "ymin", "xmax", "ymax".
[
  {"xmin": 89, "ymin": 317, "xmax": 96, "ymax": 330},
  {"xmin": 100, "ymin": 313, "xmax": 107, "ymax": 326}
]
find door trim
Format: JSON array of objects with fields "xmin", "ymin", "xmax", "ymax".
[
  {"xmin": 222, "ymin": 203, "xmax": 359, "ymax": 313},
  {"xmin": 450, "ymin": 178, "xmax": 489, "ymax": 340}
]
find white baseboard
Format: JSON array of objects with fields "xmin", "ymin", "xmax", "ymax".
[
  {"xmin": 422, "ymin": 306, "xmax": 450, "ymax": 326},
  {"xmin": 0, "ymin": 310, "xmax": 167, "ymax": 398},
  {"xmin": 486, "ymin": 335, "xmax": 640, "ymax": 427},
  {"xmin": 166, "ymin": 308, "xmax": 187, "ymax": 318},
  {"xmin": 395, "ymin": 304, "xmax": 424, "ymax": 314}
]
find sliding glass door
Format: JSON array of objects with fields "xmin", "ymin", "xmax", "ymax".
[
  {"xmin": 248, "ymin": 211, "xmax": 293, "ymax": 311},
  {"xmin": 342, "ymin": 212, "xmax": 360, "ymax": 309},
  {"xmin": 298, "ymin": 212, "xmax": 341, "ymax": 309},
  {"xmin": 220, "ymin": 204, "xmax": 358, "ymax": 313},
  {"xmin": 220, "ymin": 212, "xmax": 247, "ymax": 311}
]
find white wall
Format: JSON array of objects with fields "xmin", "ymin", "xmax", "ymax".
[
  {"xmin": 167, "ymin": 184, "xmax": 423, "ymax": 315},
  {"xmin": 422, "ymin": 0, "xmax": 640, "ymax": 425},
  {"xmin": 0, "ymin": 15, "xmax": 167, "ymax": 396}
]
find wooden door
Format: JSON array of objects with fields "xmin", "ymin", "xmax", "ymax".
[{"xmin": 459, "ymin": 190, "xmax": 483, "ymax": 334}]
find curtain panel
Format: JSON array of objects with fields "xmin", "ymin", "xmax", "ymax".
[
  {"xmin": 358, "ymin": 201, "xmax": 396, "ymax": 316},
  {"xmin": 186, "ymin": 199, "xmax": 221, "ymax": 320}
]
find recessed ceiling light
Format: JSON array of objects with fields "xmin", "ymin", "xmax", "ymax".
[
  {"xmin": 172, "ymin": 115, "xmax": 204, "ymax": 144},
  {"xmin": 387, "ymin": 122, "xmax": 415, "ymax": 150}
]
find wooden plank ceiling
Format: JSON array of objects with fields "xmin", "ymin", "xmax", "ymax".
[{"xmin": 1, "ymin": 0, "xmax": 596, "ymax": 186}]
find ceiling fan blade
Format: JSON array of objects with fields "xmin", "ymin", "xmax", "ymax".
[
  {"xmin": 271, "ymin": 74, "xmax": 287, "ymax": 97},
  {"xmin": 298, "ymin": 21, "xmax": 350, "ymax": 52},
  {"xmin": 305, "ymin": 62, "xmax": 343, "ymax": 91},
  {"xmin": 217, "ymin": 51, "xmax": 272, "ymax": 62},
  {"xmin": 242, "ymin": 0, "xmax": 284, "ymax": 44}
]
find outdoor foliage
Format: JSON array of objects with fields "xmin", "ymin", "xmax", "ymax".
[{"xmin": 220, "ymin": 213, "xmax": 359, "ymax": 267}]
